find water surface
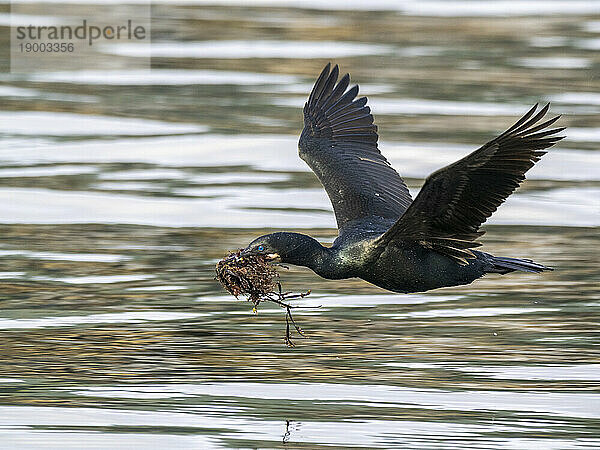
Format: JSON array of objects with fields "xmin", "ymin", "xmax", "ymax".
[{"xmin": 0, "ymin": 1, "xmax": 599, "ymax": 448}]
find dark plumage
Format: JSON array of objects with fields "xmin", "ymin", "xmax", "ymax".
[{"xmin": 242, "ymin": 63, "xmax": 563, "ymax": 293}]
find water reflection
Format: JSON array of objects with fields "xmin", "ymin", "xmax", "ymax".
[
  {"xmin": 0, "ymin": 111, "xmax": 206, "ymax": 136},
  {"xmin": 101, "ymin": 40, "xmax": 395, "ymax": 59},
  {"xmin": 0, "ymin": 1, "xmax": 599, "ymax": 448},
  {"xmin": 25, "ymin": 69, "xmax": 302, "ymax": 85}
]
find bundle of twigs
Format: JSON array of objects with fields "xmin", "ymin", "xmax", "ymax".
[{"xmin": 215, "ymin": 250, "xmax": 311, "ymax": 347}]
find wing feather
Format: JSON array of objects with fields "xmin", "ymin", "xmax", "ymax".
[
  {"xmin": 377, "ymin": 103, "xmax": 564, "ymax": 264},
  {"xmin": 299, "ymin": 63, "xmax": 412, "ymax": 230}
]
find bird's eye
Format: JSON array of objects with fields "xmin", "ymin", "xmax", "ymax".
[{"xmin": 257, "ymin": 245, "xmax": 264, "ymax": 252}]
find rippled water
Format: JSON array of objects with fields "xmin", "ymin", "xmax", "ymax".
[{"xmin": 0, "ymin": 1, "xmax": 599, "ymax": 448}]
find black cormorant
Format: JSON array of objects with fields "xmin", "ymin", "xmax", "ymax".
[{"xmin": 241, "ymin": 63, "xmax": 563, "ymax": 293}]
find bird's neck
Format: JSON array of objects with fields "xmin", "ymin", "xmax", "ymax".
[{"xmin": 282, "ymin": 233, "xmax": 334, "ymax": 277}]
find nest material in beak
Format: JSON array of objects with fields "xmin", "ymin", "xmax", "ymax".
[
  {"xmin": 215, "ymin": 249, "xmax": 277, "ymax": 302},
  {"xmin": 215, "ymin": 249, "xmax": 312, "ymax": 347}
]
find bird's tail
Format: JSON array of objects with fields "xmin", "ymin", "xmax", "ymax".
[{"xmin": 488, "ymin": 256, "xmax": 553, "ymax": 274}]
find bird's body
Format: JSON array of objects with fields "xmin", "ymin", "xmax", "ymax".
[
  {"xmin": 242, "ymin": 63, "xmax": 562, "ymax": 293},
  {"xmin": 348, "ymin": 233, "xmax": 487, "ymax": 293}
]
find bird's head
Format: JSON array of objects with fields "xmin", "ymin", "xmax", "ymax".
[
  {"xmin": 242, "ymin": 232, "xmax": 325, "ymax": 267},
  {"xmin": 242, "ymin": 233, "xmax": 284, "ymax": 263}
]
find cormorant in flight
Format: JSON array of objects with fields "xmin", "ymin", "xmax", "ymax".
[{"xmin": 242, "ymin": 63, "xmax": 563, "ymax": 293}]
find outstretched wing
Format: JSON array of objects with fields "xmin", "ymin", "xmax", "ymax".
[
  {"xmin": 298, "ymin": 63, "xmax": 412, "ymax": 231},
  {"xmin": 377, "ymin": 103, "xmax": 564, "ymax": 264}
]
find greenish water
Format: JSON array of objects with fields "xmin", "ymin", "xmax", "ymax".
[{"xmin": 0, "ymin": 2, "xmax": 599, "ymax": 448}]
